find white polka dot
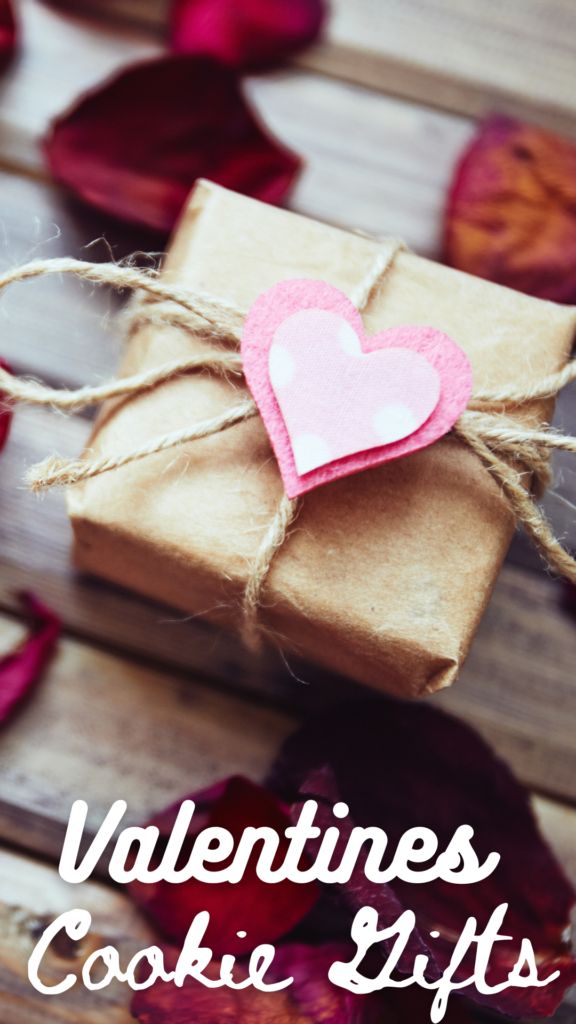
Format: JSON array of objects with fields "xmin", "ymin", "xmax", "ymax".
[
  {"xmin": 338, "ymin": 319, "xmax": 361, "ymax": 356},
  {"xmin": 373, "ymin": 403, "xmax": 418, "ymax": 444},
  {"xmin": 269, "ymin": 344, "xmax": 295, "ymax": 389},
  {"xmin": 292, "ymin": 433, "xmax": 332, "ymax": 474}
]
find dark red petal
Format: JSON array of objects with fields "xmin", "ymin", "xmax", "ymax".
[
  {"xmin": 128, "ymin": 776, "xmax": 318, "ymax": 956},
  {"xmin": 0, "ymin": 358, "xmax": 13, "ymax": 453},
  {"xmin": 269, "ymin": 699, "xmax": 576, "ymax": 1019},
  {"xmin": 131, "ymin": 943, "xmax": 475, "ymax": 1024},
  {"xmin": 444, "ymin": 115, "xmax": 576, "ymax": 302},
  {"xmin": 0, "ymin": 0, "xmax": 17, "ymax": 70},
  {"xmin": 44, "ymin": 55, "xmax": 301, "ymax": 234},
  {"xmin": 170, "ymin": 0, "xmax": 326, "ymax": 71},
  {"xmin": 0, "ymin": 592, "xmax": 61, "ymax": 723}
]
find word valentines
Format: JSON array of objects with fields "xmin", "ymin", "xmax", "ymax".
[{"xmin": 28, "ymin": 798, "xmax": 559, "ymax": 1023}]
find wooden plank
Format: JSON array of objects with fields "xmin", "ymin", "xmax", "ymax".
[
  {"xmin": 0, "ymin": 611, "xmax": 294, "ymax": 862},
  {"xmin": 440, "ymin": 568, "xmax": 576, "ymax": 802},
  {"xmin": 0, "ymin": 171, "xmax": 163, "ymax": 389},
  {"xmin": 1, "ymin": 405, "xmax": 576, "ymax": 801},
  {"xmin": 0, "ymin": 845, "xmax": 151, "ymax": 1023},
  {"xmin": 0, "ymin": 173, "xmax": 128, "ymax": 390},
  {"xmin": 297, "ymin": 0, "xmax": 576, "ymax": 138},
  {"xmin": 0, "ymin": 604, "xmax": 573, "ymax": 895},
  {"xmin": 244, "ymin": 72, "xmax": 473, "ymax": 255}
]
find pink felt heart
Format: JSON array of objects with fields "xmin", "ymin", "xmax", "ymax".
[{"xmin": 241, "ymin": 279, "xmax": 473, "ymax": 498}]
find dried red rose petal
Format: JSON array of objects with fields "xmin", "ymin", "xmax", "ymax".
[
  {"xmin": 0, "ymin": 592, "xmax": 61, "ymax": 723},
  {"xmin": 44, "ymin": 56, "xmax": 301, "ymax": 234},
  {"xmin": 0, "ymin": 0, "xmax": 17, "ymax": 70},
  {"xmin": 171, "ymin": 0, "xmax": 326, "ymax": 70},
  {"xmin": 128, "ymin": 776, "xmax": 318, "ymax": 957},
  {"xmin": 0, "ymin": 358, "xmax": 12, "ymax": 453},
  {"xmin": 131, "ymin": 942, "xmax": 474, "ymax": 1024},
  {"xmin": 269, "ymin": 699, "xmax": 576, "ymax": 1019},
  {"xmin": 444, "ymin": 115, "xmax": 576, "ymax": 302}
]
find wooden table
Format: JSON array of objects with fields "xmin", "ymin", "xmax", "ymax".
[{"xmin": 0, "ymin": 1, "xmax": 574, "ymax": 1020}]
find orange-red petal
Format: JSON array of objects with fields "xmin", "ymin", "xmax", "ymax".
[{"xmin": 444, "ymin": 115, "xmax": 576, "ymax": 302}]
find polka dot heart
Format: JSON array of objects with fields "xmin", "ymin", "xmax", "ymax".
[{"xmin": 242, "ymin": 279, "xmax": 473, "ymax": 498}]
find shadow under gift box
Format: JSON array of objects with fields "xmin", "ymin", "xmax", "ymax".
[{"xmin": 67, "ymin": 180, "xmax": 576, "ymax": 699}]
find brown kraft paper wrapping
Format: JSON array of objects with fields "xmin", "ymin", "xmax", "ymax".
[{"xmin": 67, "ymin": 180, "xmax": 576, "ymax": 698}]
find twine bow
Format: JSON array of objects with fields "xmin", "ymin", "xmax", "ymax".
[{"xmin": 1, "ymin": 249, "xmax": 576, "ymax": 649}]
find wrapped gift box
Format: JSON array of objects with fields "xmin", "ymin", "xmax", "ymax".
[{"xmin": 68, "ymin": 180, "xmax": 576, "ymax": 697}]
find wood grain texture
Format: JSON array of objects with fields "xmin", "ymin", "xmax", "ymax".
[
  {"xmin": 0, "ymin": 846, "xmax": 151, "ymax": 1024},
  {"xmin": 441, "ymin": 569, "xmax": 576, "ymax": 801},
  {"xmin": 0, "ymin": 605, "xmax": 574, "ymax": 884},
  {"xmin": 0, "ymin": 612, "xmax": 294, "ymax": 862},
  {"xmin": 299, "ymin": 0, "xmax": 576, "ymax": 138},
  {"xmin": 0, "ymin": 173, "xmax": 128, "ymax": 389}
]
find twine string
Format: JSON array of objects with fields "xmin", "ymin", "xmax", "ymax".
[
  {"xmin": 28, "ymin": 398, "xmax": 258, "ymax": 491},
  {"xmin": 0, "ymin": 351, "xmax": 243, "ymax": 411},
  {"xmin": 241, "ymin": 492, "xmax": 300, "ymax": 650},
  {"xmin": 2, "ymin": 251, "xmax": 576, "ymax": 646}
]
